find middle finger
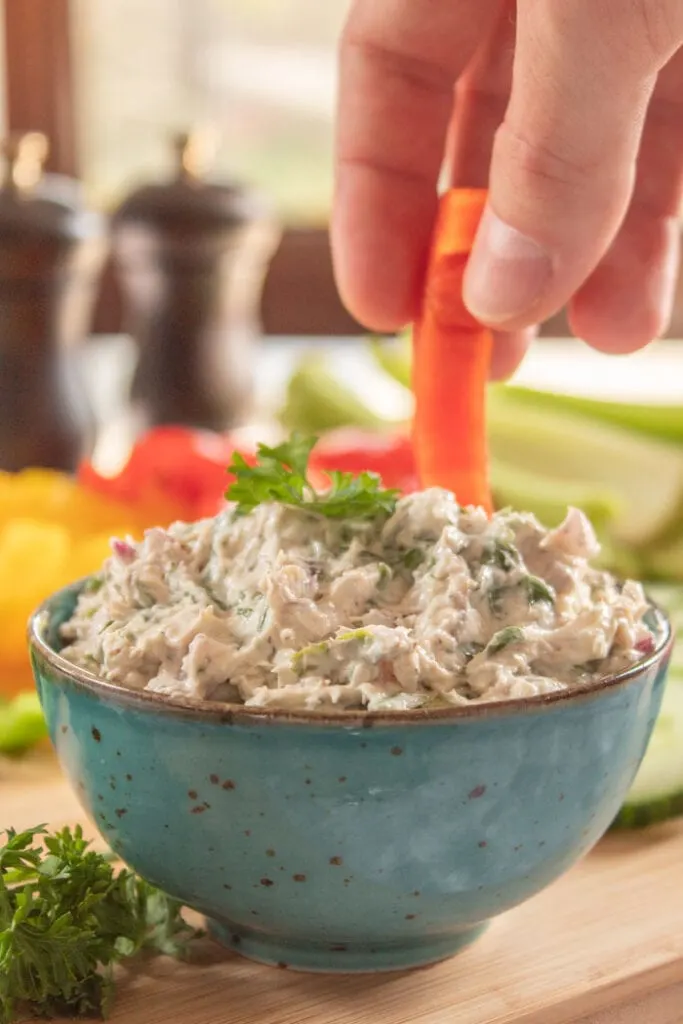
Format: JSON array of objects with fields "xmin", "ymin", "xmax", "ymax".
[{"xmin": 450, "ymin": 1, "xmax": 537, "ymax": 378}]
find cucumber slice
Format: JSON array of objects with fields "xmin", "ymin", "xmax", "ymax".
[
  {"xmin": 612, "ymin": 679, "xmax": 683, "ymax": 829},
  {"xmin": 0, "ymin": 691, "xmax": 47, "ymax": 754}
]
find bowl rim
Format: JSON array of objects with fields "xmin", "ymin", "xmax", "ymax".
[{"xmin": 28, "ymin": 578, "xmax": 673, "ymax": 728}]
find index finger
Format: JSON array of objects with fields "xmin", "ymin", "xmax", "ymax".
[{"xmin": 332, "ymin": 0, "xmax": 501, "ymax": 331}]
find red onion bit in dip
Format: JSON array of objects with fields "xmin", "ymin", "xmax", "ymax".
[
  {"xmin": 111, "ymin": 539, "xmax": 136, "ymax": 563},
  {"xmin": 635, "ymin": 635, "xmax": 656, "ymax": 656}
]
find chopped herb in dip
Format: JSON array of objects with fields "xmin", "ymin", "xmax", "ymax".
[{"xmin": 60, "ymin": 438, "xmax": 656, "ymax": 712}]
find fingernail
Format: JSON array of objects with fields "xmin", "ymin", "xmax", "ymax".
[{"xmin": 464, "ymin": 206, "xmax": 552, "ymax": 324}]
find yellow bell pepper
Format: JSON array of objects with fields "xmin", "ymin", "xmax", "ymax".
[{"xmin": 0, "ymin": 470, "xmax": 183, "ymax": 698}]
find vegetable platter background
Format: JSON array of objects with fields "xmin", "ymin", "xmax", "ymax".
[{"xmin": 2, "ymin": 333, "xmax": 683, "ymax": 828}]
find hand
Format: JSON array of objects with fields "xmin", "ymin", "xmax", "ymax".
[{"xmin": 331, "ymin": 0, "xmax": 683, "ymax": 378}]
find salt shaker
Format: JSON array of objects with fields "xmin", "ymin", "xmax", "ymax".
[
  {"xmin": 0, "ymin": 132, "xmax": 106, "ymax": 471},
  {"xmin": 111, "ymin": 131, "xmax": 280, "ymax": 432}
]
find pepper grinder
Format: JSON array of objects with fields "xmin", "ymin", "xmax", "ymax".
[
  {"xmin": 0, "ymin": 132, "xmax": 106, "ymax": 471},
  {"xmin": 111, "ymin": 130, "xmax": 280, "ymax": 433}
]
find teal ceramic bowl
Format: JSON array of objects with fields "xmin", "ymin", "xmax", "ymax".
[{"xmin": 29, "ymin": 580, "xmax": 672, "ymax": 973}]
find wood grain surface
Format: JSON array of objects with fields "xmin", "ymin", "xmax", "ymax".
[{"xmin": 3, "ymin": 751, "xmax": 683, "ymax": 1024}]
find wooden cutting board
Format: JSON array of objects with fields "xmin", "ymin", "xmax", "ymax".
[{"xmin": 3, "ymin": 752, "xmax": 683, "ymax": 1024}]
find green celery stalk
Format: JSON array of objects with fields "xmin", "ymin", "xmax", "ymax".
[
  {"xmin": 492, "ymin": 383, "xmax": 683, "ymax": 445},
  {"xmin": 369, "ymin": 336, "xmax": 683, "ymax": 447},
  {"xmin": 490, "ymin": 459, "xmax": 621, "ymax": 533},
  {"xmin": 369, "ymin": 335, "xmax": 412, "ymax": 390},
  {"xmin": 490, "ymin": 459, "xmax": 642, "ymax": 576},
  {"xmin": 279, "ymin": 357, "xmax": 400, "ymax": 435},
  {"xmin": 643, "ymin": 534, "xmax": 683, "ymax": 584},
  {"xmin": 487, "ymin": 395, "xmax": 683, "ymax": 548}
]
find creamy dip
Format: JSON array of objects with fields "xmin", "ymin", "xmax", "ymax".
[{"xmin": 60, "ymin": 491, "xmax": 655, "ymax": 711}]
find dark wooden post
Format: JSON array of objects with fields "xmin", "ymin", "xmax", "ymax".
[{"xmin": 3, "ymin": 0, "xmax": 78, "ymax": 176}]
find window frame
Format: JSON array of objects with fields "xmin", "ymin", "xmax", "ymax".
[
  {"xmin": 1, "ymin": 0, "xmax": 363, "ymax": 337},
  {"xmin": 4, "ymin": 0, "xmax": 77, "ymax": 176}
]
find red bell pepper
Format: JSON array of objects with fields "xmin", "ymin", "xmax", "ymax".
[
  {"xmin": 310, "ymin": 429, "xmax": 418, "ymax": 494},
  {"xmin": 79, "ymin": 426, "xmax": 243, "ymax": 520},
  {"xmin": 79, "ymin": 426, "xmax": 419, "ymax": 525}
]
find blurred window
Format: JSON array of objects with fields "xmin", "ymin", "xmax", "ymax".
[{"xmin": 72, "ymin": 0, "xmax": 348, "ymax": 221}]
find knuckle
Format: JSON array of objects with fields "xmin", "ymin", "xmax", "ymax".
[
  {"xmin": 494, "ymin": 122, "xmax": 599, "ymax": 196},
  {"xmin": 630, "ymin": 0, "xmax": 683, "ymax": 62},
  {"xmin": 339, "ymin": 31, "xmax": 453, "ymax": 96}
]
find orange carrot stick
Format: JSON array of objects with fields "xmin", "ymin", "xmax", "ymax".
[{"xmin": 412, "ymin": 187, "xmax": 493, "ymax": 512}]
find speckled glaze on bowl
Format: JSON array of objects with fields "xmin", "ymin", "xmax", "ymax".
[{"xmin": 29, "ymin": 580, "xmax": 672, "ymax": 973}]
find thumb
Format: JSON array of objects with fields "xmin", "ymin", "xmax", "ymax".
[{"xmin": 463, "ymin": 0, "xmax": 683, "ymax": 330}]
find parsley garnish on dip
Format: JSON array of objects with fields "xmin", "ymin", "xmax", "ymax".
[{"xmin": 60, "ymin": 436, "xmax": 656, "ymax": 711}]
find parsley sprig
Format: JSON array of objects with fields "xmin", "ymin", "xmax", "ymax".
[
  {"xmin": 0, "ymin": 825, "xmax": 197, "ymax": 1023},
  {"xmin": 226, "ymin": 434, "xmax": 399, "ymax": 520}
]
